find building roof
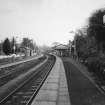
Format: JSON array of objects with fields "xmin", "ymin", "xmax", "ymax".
[
  {"xmin": 53, "ymin": 44, "xmax": 69, "ymax": 50},
  {"xmin": 20, "ymin": 46, "xmax": 32, "ymax": 50}
]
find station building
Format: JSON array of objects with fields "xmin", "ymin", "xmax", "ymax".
[
  {"xmin": 52, "ymin": 44, "xmax": 70, "ymax": 57},
  {"xmin": 20, "ymin": 47, "xmax": 34, "ymax": 56}
]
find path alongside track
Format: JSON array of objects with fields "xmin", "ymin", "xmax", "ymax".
[{"xmin": 62, "ymin": 57, "xmax": 105, "ymax": 105}]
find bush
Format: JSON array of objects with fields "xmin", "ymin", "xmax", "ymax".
[{"xmin": 85, "ymin": 56, "xmax": 105, "ymax": 80}]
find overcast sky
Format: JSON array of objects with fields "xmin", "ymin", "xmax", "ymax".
[{"xmin": 0, "ymin": 0, "xmax": 105, "ymax": 46}]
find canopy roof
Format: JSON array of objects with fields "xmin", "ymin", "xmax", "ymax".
[{"xmin": 53, "ymin": 44, "xmax": 69, "ymax": 50}]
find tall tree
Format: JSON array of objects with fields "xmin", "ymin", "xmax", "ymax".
[
  {"xmin": 87, "ymin": 9, "xmax": 105, "ymax": 53},
  {"xmin": 0, "ymin": 42, "xmax": 2, "ymax": 55},
  {"xmin": 21, "ymin": 37, "xmax": 36, "ymax": 50},
  {"xmin": 11, "ymin": 37, "xmax": 17, "ymax": 54},
  {"xmin": 2, "ymin": 38, "xmax": 11, "ymax": 55},
  {"xmin": 74, "ymin": 29, "xmax": 97, "ymax": 59},
  {"xmin": 21, "ymin": 38, "xmax": 31, "ymax": 47}
]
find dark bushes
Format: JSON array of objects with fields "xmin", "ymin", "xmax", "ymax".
[{"xmin": 84, "ymin": 56, "xmax": 105, "ymax": 80}]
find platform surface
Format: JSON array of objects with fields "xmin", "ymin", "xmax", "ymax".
[{"xmin": 31, "ymin": 56, "xmax": 71, "ymax": 105}]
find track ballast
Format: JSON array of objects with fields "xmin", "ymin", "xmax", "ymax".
[{"xmin": 0, "ymin": 55, "xmax": 56, "ymax": 105}]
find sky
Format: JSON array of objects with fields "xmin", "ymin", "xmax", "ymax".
[{"xmin": 0, "ymin": 0, "xmax": 105, "ymax": 46}]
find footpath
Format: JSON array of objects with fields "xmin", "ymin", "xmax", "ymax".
[
  {"xmin": 62, "ymin": 57, "xmax": 105, "ymax": 105},
  {"xmin": 31, "ymin": 56, "xmax": 71, "ymax": 105}
]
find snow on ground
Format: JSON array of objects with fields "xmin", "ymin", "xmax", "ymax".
[{"xmin": 0, "ymin": 54, "xmax": 24, "ymax": 59}]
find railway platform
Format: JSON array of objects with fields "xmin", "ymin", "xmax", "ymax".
[{"xmin": 31, "ymin": 56, "xmax": 71, "ymax": 105}]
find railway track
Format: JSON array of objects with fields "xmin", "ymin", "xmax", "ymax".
[
  {"xmin": 0, "ymin": 56, "xmax": 45, "ymax": 76},
  {"xmin": 0, "ymin": 55, "xmax": 56, "ymax": 105},
  {"xmin": 0, "ymin": 56, "xmax": 46, "ymax": 87}
]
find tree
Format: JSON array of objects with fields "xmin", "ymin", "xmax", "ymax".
[
  {"xmin": 0, "ymin": 42, "xmax": 3, "ymax": 55},
  {"xmin": 74, "ymin": 33, "xmax": 87, "ymax": 59},
  {"xmin": 2, "ymin": 38, "xmax": 11, "ymax": 55},
  {"xmin": 87, "ymin": 9, "xmax": 105, "ymax": 53},
  {"xmin": 21, "ymin": 38, "xmax": 30, "ymax": 48},
  {"xmin": 21, "ymin": 38, "xmax": 35, "ymax": 49},
  {"xmin": 11, "ymin": 37, "xmax": 17, "ymax": 54},
  {"xmin": 74, "ymin": 29, "xmax": 97, "ymax": 60}
]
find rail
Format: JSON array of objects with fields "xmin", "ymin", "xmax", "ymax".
[{"xmin": 0, "ymin": 54, "xmax": 56, "ymax": 105}]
